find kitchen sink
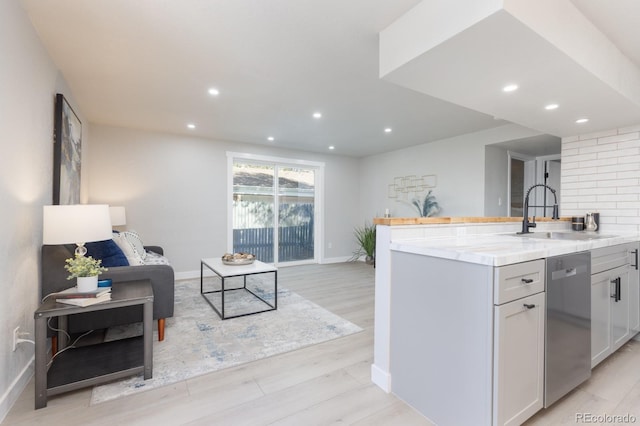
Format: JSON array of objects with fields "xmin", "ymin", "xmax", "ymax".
[{"xmin": 513, "ymin": 231, "xmax": 615, "ymax": 241}]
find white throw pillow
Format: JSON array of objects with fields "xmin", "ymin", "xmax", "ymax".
[
  {"xmin": 112, "ymin": 232, "xmax": 144, "ymax": 266},
  {"xmin": 121, "ymin": 230, "xmax": 147, "ymax": 261}
]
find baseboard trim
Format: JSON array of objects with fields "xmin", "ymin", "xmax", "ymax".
[
  {"xmin": 371, "ymin": 363, "xmax": 391, "ymax": 393},
  {"xmin": 175, "ymin": 258, "xmax": 356, "ymax": 280},
  {"xmin": 0, "ymin": 356, "xmax": 34, "ymax": 423},
  {"xmin": 175, "ymin": 270, "xmax": 209, "ymax": 280},
  {"xmin": 321, "ymin": 256, "xmax": 353, "ymax": 264}
]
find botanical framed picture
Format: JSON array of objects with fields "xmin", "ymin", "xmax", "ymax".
[{"xmin": 53, "ymin": 93, "xmax": 82, "ymax": 205}]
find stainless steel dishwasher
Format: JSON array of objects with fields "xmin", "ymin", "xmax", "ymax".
[{"xmin": 544, "ymin": 251, "xmax": 591, "ymax": 407}]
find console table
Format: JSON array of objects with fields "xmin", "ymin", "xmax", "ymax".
[
  {"xmin": 34, "ymin": 280, "xmax": 154, "ymax": 409},
  {"xmin": 200, "ymin": 258, "xmax": 277, "ymax": 319}
]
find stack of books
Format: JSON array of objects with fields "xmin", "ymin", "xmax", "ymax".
[{"xmin": 52, "ymin": 287, "xmax": 112, "ymax": 307}]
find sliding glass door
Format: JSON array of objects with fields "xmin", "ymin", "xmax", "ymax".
[
  {"xmin": 231, "ymin": 158, "xmax": 317, "ymax": 265},
  {"xmin": 232, "ymin": 162, "xmax": 275, "ymax": 261}
]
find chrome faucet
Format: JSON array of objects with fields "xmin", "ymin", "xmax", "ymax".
[{"xmin": 519, "ymin": 184, "xmax": 559, "ymax": 234}]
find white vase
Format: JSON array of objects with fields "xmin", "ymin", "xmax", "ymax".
[{"xmin": 77, "ymin": 276, "xmax": 99, "ymax": 292}]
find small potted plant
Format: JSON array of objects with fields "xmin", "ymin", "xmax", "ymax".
[
  {"xmin": 65, "ymin": 255, "xmax": 108, "ymax": 292},
  {"xmin": 352, "ymin": 222, "xmax": 376, "ymax": 265}
]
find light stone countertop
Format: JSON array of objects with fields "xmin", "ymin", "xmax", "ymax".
[{"xmin": 390, "ymin": 232, "xmax": 640, "ymax": 266}]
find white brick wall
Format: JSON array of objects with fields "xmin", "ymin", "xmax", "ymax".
[{"xmin": 561, "ymin": 124, "xmax": 640, "ymax": 233}]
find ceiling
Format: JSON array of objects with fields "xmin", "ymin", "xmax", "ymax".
[
  {"xmin": 572, "ymin": 0, "xmax": 640, "ymax": 69},
  {"xmin": 20, "ymin": 0, "xmax": 640, "ymax": 158},
  {"xmin": 380, "ymin": 1, "xmax": 640, "ymax": 146},
  {"xmin": 490, "ymin": 134, "xmax": 561, "ymax": 158}
]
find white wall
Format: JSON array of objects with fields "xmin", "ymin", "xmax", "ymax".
[
  {"xmin": 87, "ymin": 125, "xmax": 361, "ymax": 274},
  {"xmin": 561, "ymin": 124, "xmax": 640, "ymax": 233},
  {"xmin": 359, "ymin": 124, "xmax": 542, "ymax": 219},
  {"xmin": 484, "ymin": 145, "xmax": 509, "ymax": 216},
  {"xmin": 0, "ymin": 1, "xmax": 84, "ymax": 420}
]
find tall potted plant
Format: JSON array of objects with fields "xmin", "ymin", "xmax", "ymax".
[{"xmin": 352, "ymin": 222, "xmax": 376, "ymax": 265}]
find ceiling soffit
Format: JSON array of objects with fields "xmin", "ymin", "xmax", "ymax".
[{"xmin": 380, "ymin": 0, "xmax": 640, "ymax": 138}]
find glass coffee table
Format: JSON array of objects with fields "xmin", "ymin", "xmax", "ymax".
[{"xmin": 200, "ymin": 258, "xmax": 277, "ymax": 319}]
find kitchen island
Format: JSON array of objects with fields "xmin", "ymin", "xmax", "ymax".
[{"xmin": 371, "ymin": 217, "xmax": 640, "ymax": 425}]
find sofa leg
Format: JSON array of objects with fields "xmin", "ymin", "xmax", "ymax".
[{"xmin": 158, "ymin": 318, "xmax": 165, "ymax": 341}]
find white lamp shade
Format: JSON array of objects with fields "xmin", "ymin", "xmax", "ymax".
[
  {"xmin": 109, "ymin": 206, "xmax": 127, "ymax": 226},
  {"xmin": 43, "ymin": 204, "xmax": 113, "ymax": 245}
]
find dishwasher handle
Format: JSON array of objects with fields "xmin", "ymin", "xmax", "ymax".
[{"xmin": 550, "ymin": 264, "xmax": 588, "ymax": 281}]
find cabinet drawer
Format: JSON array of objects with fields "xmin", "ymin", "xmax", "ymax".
[
  {"xmin": 494, "ymin": 259, "xmax": 545, "ymax": 305},
  {"xmin": 592, "ymin": 244, "xmax": 631, "ymax": 275}
]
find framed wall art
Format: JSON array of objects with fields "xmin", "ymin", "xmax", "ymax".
[{"xmin": 53, "ymin": 93, "xmax": 82, "ymax": 205}]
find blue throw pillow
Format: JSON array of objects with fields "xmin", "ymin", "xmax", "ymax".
[{"xmin": 85, "ymin": 239, "xmax": 130, "ymax": 267}]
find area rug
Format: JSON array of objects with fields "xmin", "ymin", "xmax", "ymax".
[{"xmin": 90, "ymin": 276, "xmax": 363, "ymax": 404}]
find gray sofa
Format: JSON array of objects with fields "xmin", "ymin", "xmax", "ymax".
[{"xmin": 41, "ymin": 244, "xmax": 175, "ymax": 342}]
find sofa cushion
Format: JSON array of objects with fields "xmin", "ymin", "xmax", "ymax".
[
  {"xmin": 85, "ymin": 239, "xmax": 129, "ymax": 267},
  {"xmin": 143, "ymin": 250, "xmax": 171, "ymax": 265}
]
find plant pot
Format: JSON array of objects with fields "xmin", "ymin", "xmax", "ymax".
[
  {"xmin": 77, "ymin": 276, "xmax": 99, "ymax": 292},
  {"xmin": 365, "ymin": 255, "xmax": 375, "ymax": 265}
]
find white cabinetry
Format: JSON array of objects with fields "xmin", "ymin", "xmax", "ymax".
[
  {"xmin": 629, "ymin": 242, "xmax": 640, "ymax": 334},
  {"xmin": 591, "ymin": 268, "xmax": 615, "ymax": 366},
  {"xmin": 389, "ymin": 253, "xmax": 544, "ymax": 426},
  {"xmin": 591, "ymin": 243, "xmax": 639, "ymax": 368},
  {"xmin": 493, "ymin": 259, "xmax": 545, "ymax": 426},
  {"xmin": 493, "ymin": 292, "xmax": 545, "ymax": 426}
]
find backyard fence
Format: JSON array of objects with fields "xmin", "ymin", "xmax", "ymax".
[
  {"xmin": 233, "ymin": 201, "xmax": 314, "ymax": 262},
  {"xmin": 233, "ymin": 224, "xmax": 314, "ymax": 263}
]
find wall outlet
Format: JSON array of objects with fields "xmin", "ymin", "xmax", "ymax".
[
  {"xmin": 328, "ymin": 242, "xmax": 332, "ymax": 249},
  {"xmin": 12, "ymin": 326, "xmax": 20, "ymax": 351}
]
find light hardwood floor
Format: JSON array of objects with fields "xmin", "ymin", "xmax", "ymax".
[{"xmin": 4, "ymin": 262, "xmax": 640, "ymax": 425}]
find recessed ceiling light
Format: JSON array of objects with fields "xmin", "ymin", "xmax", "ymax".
[
  {"xmin": 267, "ymin": 136, "xmax": 275, "ymax": 141},
  {"xmin": 313, "ymin": 112, "xmax": 322, "ymax": 119},
  {"xmin": 576, "ymin": 118, "xmax": 589, "ymax": 124},
  {"xmin": 545, "ymin": 104, "xmax": 559, "ymax": 110},
  {"xmin": 208, "ymin": 88, "xmax": 220, "ymax": 96},
  {"xmin": 502, "ymin": 84, "xmax": 518, "ymax": 92},
  {"xmin": 187, "ymin": 123, "xmax": 196, "ymax": 129},
  {"xmin": 384, "ymin": 128, "xmax": 392, "ymax": 133},
  {"xmin": 328, "ymin": 145, "xmax": 335, "ymax": 150}
]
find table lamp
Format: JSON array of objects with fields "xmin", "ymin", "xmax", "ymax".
[{"xmin": 43, "ymin": 204, "xmax": 113, "ymax": 256}]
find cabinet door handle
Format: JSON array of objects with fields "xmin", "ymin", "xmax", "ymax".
[
  {"xmin": 523, "ymin": 303, "xmax": 536, "ymax": 309},
  {"xmin": 610, "ymin": 277, "xmax": 622, "ymax": 302},
  {"xmin": 521, "ymin": 278, "xmax": 534, "ymax": 284}
]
